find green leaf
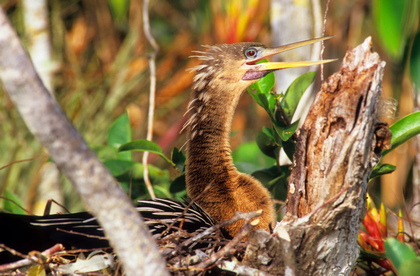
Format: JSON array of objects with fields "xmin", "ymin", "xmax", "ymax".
[
  {"xmin": 252, "ymin": 165, "xmax": 290, "ymax": 201},
  {"xmin": 280, "ymin": 71, "xmax": 316, "ymax": 119},
  {"xmin": 103, "ymin": 159, "xmax": 136, "ymax": 177},
  {"xmin": 108, "ymin": 113, "xmax": 132, "ymax": 160},
  {"xmin": 275, "ymin": 120, "xmax": 299, "ymax": 142},
  {"xmin": 248, "ymin": 72, "xmax": 275, "ymax": 94},
  {"xmin": 92, "ymin": 145, "xmax": 119, "ymax": 160},
  {"xmin": 115, "ymin": 162, "xmax": 171, "ymax": 199},
  {"xmin": 248, "ymin": 61, "xmax": 275, "ymax": 94},
  {"xmin": 119, "ymin": 139, "xmax": 175, "ymax": 166},
  {"xmin": 256, "ymin": 129, "xmax": 279, "ymax": 160},
  {"xmin": 247, "ymin": 65, "xmax": 276, "ymax": 119},
  {"xmin": 269, "ymin": 176, "xmax": 288, "ymax": 202},
  {"xmin": 385, "ymin": 238, "xmax": 420, "ymax": 273},
  {"xmin": 248, "ymin": 88, "xmax": 264, "ymax": 107},
  {"xmin": 152, "ymin": 185, "xmax": 172, "ymax": 199},
  {"xmin": 282, "ymin": 139, "xmax": 296, "ymax": 161},
  {"xmin": 257, "ymin": 93, "xmax": 276, "ymax": 115},
  {"xmin": 252, "ymin": 165, "xmax": 282, "ymax": 184},
  {"xmin": 2, "ymin": 190, "xmax": 26, "ymax": 214},
  {"xmin": 171, "ymin": 147, "xmax": 186, "ymax": 172},
  {"xmin": 170, "ymin": 174, "xmax": 186, "ymax": 194},
  {"xmin": 370, "ymin": 163, "xmax": 396, "ymax": 180},
  {"xmin": 108, "ymin": 0, "xmax": 129, "ymax": 26},
  {"xmin": 119, "ymin": 139, "xmax": 161, "ymax": 153},
  {"xmin": 257, "ymin": 93, "xmax": 270, "ymax": 111},
  {"xmin": 383, "ymin": 111, "xmax": 420, "ymax": 155},
  {"xmin": 373, "ymin": 0, "xmax": 419, "ymax": 60},
  {"xmin": 359, "ymin": 249, "xmax": 387, "ymax": 260},
  {"xmin": 410, "ymin": 30, "xmax": 420, "ymax": 89},
  {"xmin": 399, "ymin": 259, "xmax": 420, "ymax": 276},
  {"xmin": 262, "ymin": 126, "xmax": 276, "ymax": 140}
]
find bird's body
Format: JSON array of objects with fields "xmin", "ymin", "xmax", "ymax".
[
  {"xmin": 185, "ymin": 43, "xmax": 278, "ymax": 236},
  {"xmin": 0, "ymin": 199, "xmax": 214, "ymax": 263},
  {"xmin": 0, "ymin": 37, "xmax": 334, "ymax": 263}
]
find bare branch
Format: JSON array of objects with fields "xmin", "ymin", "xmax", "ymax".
[
  {"xmin": 0, "ymin": 243, "xmax": 64, "ymax": 271},
  {"xmin": 192, "ymin": 215, "xmax": 259, "ymax": 271},
  {"xmin": 142, "ymin": 0, "xmax": 160, "ymax": 199},
  {"xmin": 0, "ymin": 8, "xmax": 168, "ymax": 276}
]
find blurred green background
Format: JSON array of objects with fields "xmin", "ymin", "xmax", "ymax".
[{"xmin": 0, "ymin": 0, "xmax": 419, "ymax": 220}]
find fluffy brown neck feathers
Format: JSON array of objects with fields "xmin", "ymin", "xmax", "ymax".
[{"xmin": 185, "ymin": 44, "xmax": 276, "ymax": 237}]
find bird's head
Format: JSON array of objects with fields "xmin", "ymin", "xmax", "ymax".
[{"xmin": 191, "ymin": 36, "xmax": 335, "ymax": 93}]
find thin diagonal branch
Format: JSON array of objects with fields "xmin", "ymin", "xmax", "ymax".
[
  {"xmin": 319, "ymin": 0, "xmax": 331, "ymax": 82},
  {"xmin": 0, "ymin": 8, "xmax": 168, "ymax": 276},
  {"xmin": 142, "ymin": 0, "xmax": 160, "ymax": 199}
]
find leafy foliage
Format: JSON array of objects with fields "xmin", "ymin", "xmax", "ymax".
[
  {"xmin": 1, "ymin": 2, "xmax": 420, "ymax": 274},
  {"xmin": 280, "ymin": 71, "xmax": 316, "ymax": 119},
  {"xmin": 370, "ymin": 163, "xmax": 396, "ymax": 180},
  {"xmin": 119, "ymin": 139, "xmax": 176, "ymax": 167},
  {"xmin": 1, "ymin": 190, "xmax": 26, "ymax": 214},
  {"xmin": 384, "ymin": 111, "xmax": 420, "ymax": 155},
  {"xmin": 93, "ymin": 70, "xmax": 318, "ymax": 204},
  {"xmin": 246, "ymin": 70, "xmax": 317, "ymax": 200},
  {"xmin": 94, "ymin": 114, "xmax": 177, "ymax": 200},
  {"xmin": 373, "ymin": 0, "xmax": 419, "ymax": 60},
  {"xmin": 385, "ymin": 238, "xmax": 420, "ymax": 275},
  {"xmin": 107, "ymin": 113, "xmax": 132, "ymax": 161},
  {"xmin": 362, "ymin": 110, "xmax": 420, "ymax": 274},
  {"xmin": 370, "ymin": 112, "xmax": 420, "ymax": 179}
]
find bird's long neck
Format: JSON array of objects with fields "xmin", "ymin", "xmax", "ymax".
[
  {"xmin": 184, "ymin": 56, "xmax": 276, "ymax": 237},
  {"xmin": 185, "ymin": 83, "xmax": 275, "ymax": 237},
  {"xmin": 185, "ymin": 85, "xmax": 243, "ymax": 196}
]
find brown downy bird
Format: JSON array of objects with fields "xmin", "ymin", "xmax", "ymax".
[
  {"xmin": 184, "ymin": 36, "xmax": 334, "ymax": 237},
  {"xmin": 0, "ymin": 37, "xmax": 334, "ymax": 262}
]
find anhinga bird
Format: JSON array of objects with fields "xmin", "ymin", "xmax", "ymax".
[
  {"xmin": 185, "ymin": 36, "xmax": 333, "ymax": 237},
  {"xmin": 0, "ymin": 37, "xmax": 333, "ymax": 263}
]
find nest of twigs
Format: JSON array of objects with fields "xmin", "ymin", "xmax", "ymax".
[{"xmin": 0, "ymin": 210, "xmax": 279, "ymax": 275}]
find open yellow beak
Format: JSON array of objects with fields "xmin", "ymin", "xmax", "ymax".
[{"xmin": 256, "ymin": 36, "xmax": 336, "ymax": 70}]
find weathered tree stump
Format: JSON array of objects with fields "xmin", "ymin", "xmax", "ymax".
[{"xmin": 244, "ymin": 37, "xmax": 390, "ymax": 275}]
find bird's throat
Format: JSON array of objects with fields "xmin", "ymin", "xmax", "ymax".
[
  {"xmin": 185, "ymin": 87, "xmax": 242, "ymax": 199},
  {"xmin": 185, "ymin": 80, "xmax": 276, "ymax": 237}
]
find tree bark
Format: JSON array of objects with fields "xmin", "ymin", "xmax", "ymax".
[
  {"xmin": 244, "ymin": 37, "xmax": 390, "ymax": 275},
  {"xmin": 283, "ymin": 36, "xmax": 388, "ymax": 275},
  {"xmin": 0, "ymin": 8, "xmax": 168, "ymax": 276}
]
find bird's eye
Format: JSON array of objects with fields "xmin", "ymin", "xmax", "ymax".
[{"xmin": 245, "ymin": 47, "xmax": 258, "ymax": 59}]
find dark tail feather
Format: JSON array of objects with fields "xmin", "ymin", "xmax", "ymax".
[{"xmin": 0, "ymin": 198, "xmax": 214, "ymax": 263}]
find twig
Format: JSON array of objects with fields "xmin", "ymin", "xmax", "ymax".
[
  {"xmin": 0, "ymin": 155, "xmax": 44, "ymax": 171},
  {"xmin": 54, "ymin": 246, "xmax": 114, "ymax": 256},
  {"xmin": 0, "ymin": 8, "xmax": 168, "ymax": 275},
  {"xmin": 142, "ymin": 0, "xmax": 159, "ymax": 200},
  {"xmin": 0, "ymin": 243, "xmax": 64, "ymax": 271},
  {"xmin": 0, "ymin": 244, "xmax": 28, "ymax": 261},
  {"xmin": 0, "ymin": 197, "xmax": 32, "ymax": 215},
  {"xmin": 43, "ymin": 199, "xmax": 71, "ymax": 216},
  {"xmin": 56, "ymin": 228, "xmax": 109, "ymax": 240},
  {"xmin": 191, "ymin": 218, "xmax": 260, "ymax": 270},
  {"xmin": 320, "ymin": 0, "xmax": 331, "ymax": 82},
  {"xmin": 218, "ymin": 260, "xmax": 271, "ymax": 276}
]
